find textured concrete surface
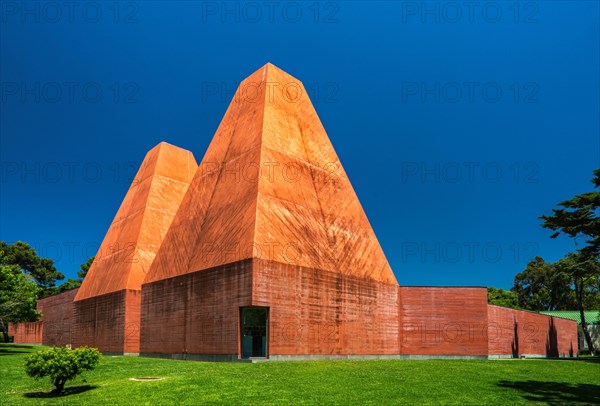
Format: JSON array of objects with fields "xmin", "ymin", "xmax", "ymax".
[
  {"xmin": 9, "ymin": 322, "xmax": 42, "ymax": 344},
  {"xmin": 75, "ymin": 142, "xmax": 196, "ymax": 300},
  {"xmin": 145, "ymin": 63, "xmax": 396, "ymax": 285},
  {"xmin": 37, "ymin": 287, "xmax": 79, "ymax": 346},
  {"xmin": 142, "ymin": 258, "xmax": 399, "ymax": 358},
  {"xmin": 268, "ymin": 354, "xmax": 489, "ymax": 361},
  {"xmin": 253, "ymin": 258, "xmax": 400, "ymax": 356},
  {"xmin": 141, "ymin": 260, "xmax": 253, "ymax": 356},
  {"xmin": 73, "ymin": 289, "xmax": 142, "ymax": 353},
  {"xmin": 10, "ymin": 288, "xmax": 78, "ymax": 346},
  {"xmin": 399, "ymin": 287, "xmax": 489, "ymax": 357},
  {"xmin": 72, "ymin": 142, "xmax": 196, "ymax": 353},
  {"xmin": 487, "ymin": 305, "xmax": 577, "ymax": 357}
]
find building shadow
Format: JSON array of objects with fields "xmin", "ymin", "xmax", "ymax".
[
  {"xmin": 497, "ymin": 380, "xmax": 600, "ymax": 404},
  {"xmin": 545, "ymin": 318, "xmax": 558, "ymax": 357},
  {"xmin": 24, "ymin": 385, "xmax": 98, "ymax": 398},
  {"xmin": 569, "ymin": 341, "xmax": 574, "ymax": 357},
  {"xmin": 511, "ymin": 318, "xmax": 519, "ymax": 358},
  {"xmin": 552, "ymin": 357, "xmax": 600, "ymax": 364}
]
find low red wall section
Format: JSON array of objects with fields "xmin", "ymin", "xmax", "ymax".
[
  {"xmin": 399, "ymin": 287, "xmax": 489, "ymax": 356},
  {"xmin": 141, "ymin": 260, "xmax": 253, "ymax": 357},
  {"xmin": 73, "ymin": 289, "xmax": 141, "ymax": 353},
  {"xmin": 11, "ymin": 279, "xmax": 580, "ymax": 360},
  {"xmin": 10, "ymin": 322, "xmax": 43, "ymax": 344},
  {"xmin": 253, "ymin": 259, "xmax": 400, "ymax": 356},
  {"xmin": 487, "ymin": 305, "xmax": 577, "ymax": 357},
  {"xmin": 141, "ymin": 259, "xmax": 400, "ymax": 358},
  {"xmin": 38, "ymin": 288, "xmax": 78, "ymax": 346},
  {"xmin": 10, "ymin": 288, "xmax": 78, "ymax": 346}
]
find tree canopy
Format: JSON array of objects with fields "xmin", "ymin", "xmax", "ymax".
[
  {"xmin": 77, "ymin": 256, "xmax": 94, "ymax": 280},
  {"xmin": 487, "ymin": 287, "xmax": 519, "ymax": 309},
  {"xmin": 0, "ymin": 241, "xmax": 64, "ymax": 295},
  {"xmin": 511, "ymin": 256, "xmax": 576, "ymax": 311},
  {"xmin": 540, "ymin": 168, "xmax": 600, "ymax": 257},
  {"xmin": 0, "ymin": 250, "xmax": 41, "ymax": 341},
  {"xmin": 539, "ymin": 168, "xmax": 600, "ymax": 355},
  {"xmin": 53, "ymin": 256, "xmax": 94, "ymax": 294}
]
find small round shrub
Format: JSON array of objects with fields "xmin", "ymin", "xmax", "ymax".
[{"xmin": 24, "ymin": 346, "xmax": 101, "ymax": 393}]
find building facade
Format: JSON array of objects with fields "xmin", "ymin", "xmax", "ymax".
[{"xmin": 11, "ymin": 64, "xmax": 579, "ymax": 360}]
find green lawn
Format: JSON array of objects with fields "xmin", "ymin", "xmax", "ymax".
[{"xmin": 1, "ymin": 344, "xmax": 599, "ymax": 405}]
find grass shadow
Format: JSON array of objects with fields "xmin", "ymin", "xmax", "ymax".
[
  {"xmin": 0, "ymin": 344, "xmax": 34, "ymax": 349},
  {"xmin": 498, "ymin": 380, "xmax": 600, "ymax": 405},
  {"xmin": 0, "ymin": 344, "xmax": 36, "ymax": 355},
  {"xmin": 24, "ymin": 385, "xmax": 98, "ymax": 398},
  {"xmin": 0, "ymin": 350, "xmax": 32, "ymax": 355},
  {"xmin": 553, "ymin": 356, "xmax": 600, "ymax": 364}
]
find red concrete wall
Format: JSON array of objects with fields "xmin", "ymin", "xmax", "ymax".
[
  {"xmin": 73, "ymin": 290, "xmax": 124, "ymax": 353},
  {"xmin": 141, "ymin": 259, "xmax": 399, "ymax": 358},
  {"xmin": 10, "ymin": 288, "xmax": 78, "ymax": 346},
  {"xmin": 73, "ymin": 289, "xmax": 137, "ymax": 353},
  {"xmin": 124, "ymin": 290, "xmax": 141, "ymax": 353},
  {"xmin": 140, "ymin": 260, "xmax": 253, "ymax": 356},
  {"xmin": 551, "ymin": 317, "xmax": 579, "ymax": 355},
  {"xmin": 399, "ymin": 287, "xmax": 489, "ymax": 356},
  {"xmin": 24, "ymin": 276, "xmax": 576, "ymax": 360},
  {"xmin": 487, "ymin": 305, "xmax": 577, "ymax": 357},
  {"xmin": 487, "ymin": 305, "xmax": 518, "ymax": 356},
  {"xmin": 37, "ymin": 288, "xmax": 78, "ymax": 346},
  {"xmin": 10, "ymin": 322, "xmax": 43, "ymax": 344},
  {"xmin": 253, "ymin": 259, "xmax": 400, "ymax": 356}
]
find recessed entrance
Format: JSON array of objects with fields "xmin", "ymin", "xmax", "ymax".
[{"xmin": 240, "ymin": 307, "xmax": 268, "ymax": 358}]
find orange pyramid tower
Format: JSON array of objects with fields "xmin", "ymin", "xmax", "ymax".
[
  {"xmin": 141, "ymin": 64, "xmax": 399, "ymax": 360},
  {"xmin": 145, "ymin": 63, "xmax": 396, "ymax": 285},
  {"xmin": 73, "ymin": 142, "xmax": 197, "ymax": 353}
]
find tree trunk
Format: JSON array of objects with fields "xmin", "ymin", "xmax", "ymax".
[
  {"xmin": 52, "ymin": 379, "xmax": 65, "ymax": 394},
  {"xmin": 0, "ymin": 319, "xmax": 9, "ymax": 343},
  {"xmin": 575, "ymin": 279, "xmax": 595, "ymax": 356}
]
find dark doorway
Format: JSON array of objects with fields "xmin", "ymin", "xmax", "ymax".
[{"xmin": 240, "ymin": 307, "xmax": 268, "ymax": 358}]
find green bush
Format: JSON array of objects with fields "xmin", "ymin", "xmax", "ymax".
[{"xmin": 24, "ymin": 346, "xmax": 100, "ymax": 393}]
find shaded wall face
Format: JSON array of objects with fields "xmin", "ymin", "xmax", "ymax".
[
  {"xmin": 252, "ymin": 259, "xmax": 400, "ymax": 356},
  {"xmin": 487, "ymin": 305, "xmax": 517, "ymax": 356},
  {"xmin": 9, "ymin": 322, "xmax": 43, "ymax": 344},
  {"xmin": 73, "ymin": 290, "xmax": 140, "ymax": 353},
  {"xmin": 399, "ymin": 287, "xmax": 489, "ymax": 356},
  {"xmin": 487, "ymin": 305, "xmax": 578, "ymax": 357},
  {"xmin": 140, "ymin": 261, "xmax": 252, "ymax": 356},
  {"xmin": 550, "ymin": 316, "xmax": 578, "ymax": 356},
  {"xmin": 39, "ymin": 288, "xmax": 78, "ymax": 347}
]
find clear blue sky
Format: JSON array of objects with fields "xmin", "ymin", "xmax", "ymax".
[{"xmin": 1, "ymin": 1, "xmax": 598, "ymax": 288}]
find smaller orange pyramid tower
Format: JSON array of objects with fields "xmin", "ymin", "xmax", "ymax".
[
  {"xmin": 73, "ymin": 142, "xmax": 197, "ymax": 353},
  {"xmin": 75, "ymin": 142, "xmax": 197, "ymax": 300}
]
